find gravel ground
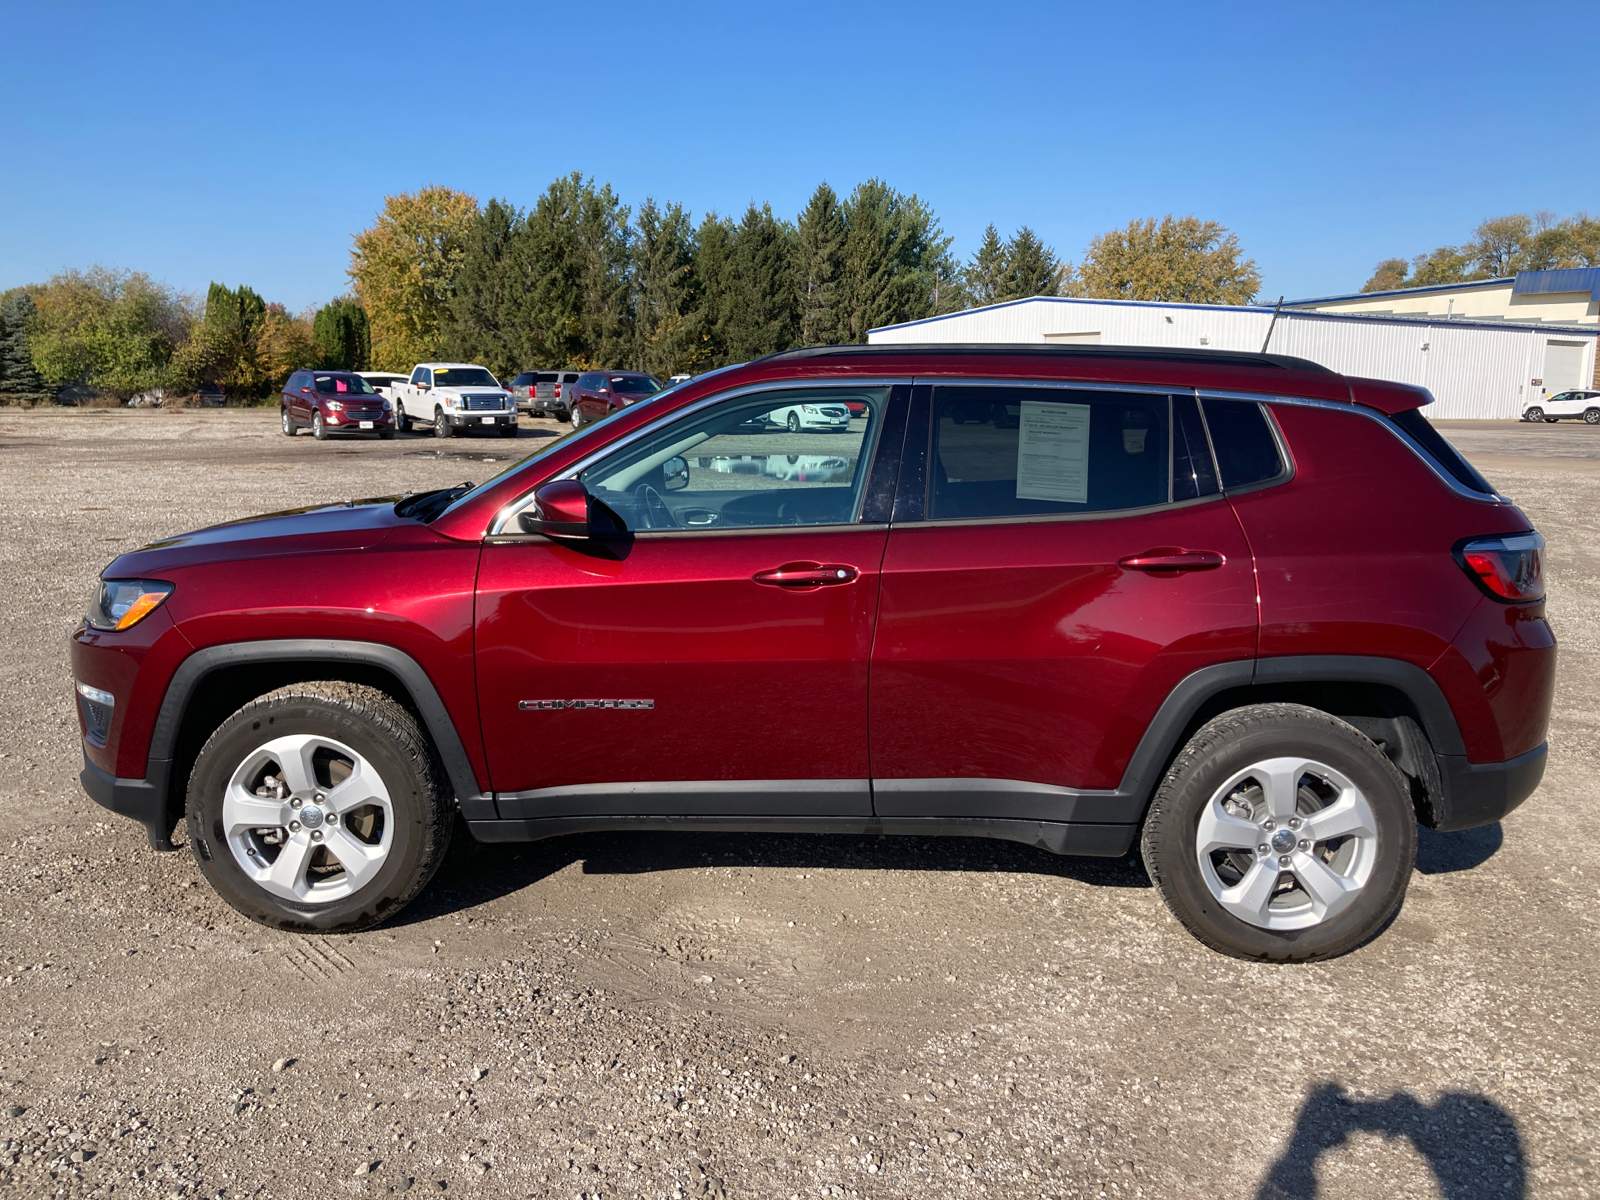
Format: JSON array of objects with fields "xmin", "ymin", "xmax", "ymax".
[{"xmin": 0, "ymin": 408, "xmax": 1596, "ymax": 1200}]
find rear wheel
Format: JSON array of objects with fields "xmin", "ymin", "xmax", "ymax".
[
  {"xmin": 434, "ymin": 407, "xmax": 452, "ymax": 438},
  {"xmin": 185, "ymin": 682, "xmax": 452, "ymax": 932},
  {"xmin": 281, "ymin": 407, "xmax": 296, "ymax": 436},
  {"xmin": 570, "ymin": 407, "xmax": 584, "ymax": 431},
  {"xmin": 1524, "ymin": 407, "xmax": 1543, "ymax": 422},
  {"xmin": 1585, "ymin": 408, "xmax": 1600, "ymax": 425},
  {"xmin": 394, "ymin": 400, "xmax": 411, "ymax": 433},
  {"xmin": 1140, "ymin": 703, "xmax": 1415, "ymax": 962}
]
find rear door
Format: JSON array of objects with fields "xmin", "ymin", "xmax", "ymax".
[
  {"xmin": 475, "ymin": 382, "xmax": 908, "ymax": 818},
  {"xmin": 868, "ymin": 382, "xmax": 1258, "ymax": 823}
]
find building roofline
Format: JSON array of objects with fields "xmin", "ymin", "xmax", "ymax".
[
  {"xmin": 868, "ymin": 294, "xmax": 1598, "ymax": 340},
  {"xmin": 1284, "ymin": 277, "xmax": 1515, "ymax": 306},
  {"xmin": 763, "ymin": 342, "xmax": 1331, "ymax": 373}
]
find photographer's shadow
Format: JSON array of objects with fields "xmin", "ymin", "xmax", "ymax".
[{"xmin": 1256, "ymin": 1082, "xmax": 1524, "ymax": 1199}]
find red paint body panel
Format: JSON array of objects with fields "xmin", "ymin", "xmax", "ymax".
[
  {"xmin": 70, "ymin": 606, "xmax": 195, "ymax": 778},
  {"xmin": 475, "ymin": 528, "xmax": 886, "ymax": 797},
  {"xmin": 1428, "ymin": 598, "xmax": 1557, "ymax": 761},
  {"xmin": 1240, "ymin": 403, "xmax": 1529, "ymax": 670},
  {"xmin": 870, "ymin": 500, "xmax": 1257, "ymax": 793},
  {"xmin": 1346, "ymin": 376, "xmax": 1431, "ymax": 415}
]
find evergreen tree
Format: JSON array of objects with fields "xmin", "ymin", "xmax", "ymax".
[
  {"xmin": 794, "ymin": 184, "xmax": 845, "ymax": 345},
  {"xmin": 965, "ymin": 225, "xmax": 1008, "ymax": 307},
  {"xmin": 838, "ymin": 180, "xmax": 957, "ymax": 342},
  {"xmin": 723, "ymin": 203, "xmax": 797, "ymax": 363},
  {"xmin": 443, "ymin": 198, "xmax": 527, "ymax": 378},
  {"xmin": 1000, "ymin": 226, "xmax": 1062, "ymax": 301},
  {"xmin": 691, "ymin": 212, "xmax": 737, "ymax": 367},
  {"xmin": 522, "ymin": 173, "xmax": 632, "ymax": 367},
  {"xmin": 0, "ymin": 290, "xmax": 49, "ymax": 401},
  {"xmin": 312, "ymin": 296, "xmax": 371, "ymax": 370},
  {"xmin": 632, "ymin": 198, "xmax": 704, "ymax": 377}
]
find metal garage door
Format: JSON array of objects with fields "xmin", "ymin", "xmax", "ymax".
[{"xmin": 1542, "ymin": 340, "xmax": 1587, "ymax": 397}]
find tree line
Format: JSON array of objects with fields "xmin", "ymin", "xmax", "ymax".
[
  {"xmin": 0, "ymin": 173, "xmax": 1266, "ymax": 401},
  {"xmin": 351, "ymin": 175, "xmax": 1263, "ymax": 380},
  {"xmin": 1362, "ymin": 212, "xmax": 1600, "ymax": 292}
]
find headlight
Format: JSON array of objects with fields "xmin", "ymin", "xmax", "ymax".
[
  {"xmin": 87, "ymin": 579, "xmax": 173, "ymax": 631},
  {"xmin": 326, "ymin": 400, "xmax": 344, "ymax": 412},
  {"xmin": 381, "ymin": 398, "xmax": 392, "ymax": 411},
  {"xmin": 801, "ymin": 405, "xmax": 819, "ymax": 414}
]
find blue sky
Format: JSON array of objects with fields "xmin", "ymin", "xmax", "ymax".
[{"xmin": 4, "ymin": 0, "xmax": 1597, "ymax": 313}]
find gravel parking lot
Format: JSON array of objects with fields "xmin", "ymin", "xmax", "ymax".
[{"xmin": 0, "ymin": 409, "xmax": 1595, "ymax": 1200}]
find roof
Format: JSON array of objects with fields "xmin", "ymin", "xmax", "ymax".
[
  {"xmin": 1512, "ymin": 267, "xmax": 1600, "ymax": 302},
  {"xmin": 1284, "ymin": 277, "xmax": 1514, "ymax": 306}
]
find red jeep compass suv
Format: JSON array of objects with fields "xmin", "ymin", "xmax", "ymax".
[{"xmin": 72, "ymin": 345, "xmax": 1554, "ymax": 961}]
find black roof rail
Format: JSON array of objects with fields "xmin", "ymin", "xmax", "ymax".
[{"xmin": 756, "ymin": 342, "xmax": 1333, "ymax": 374}]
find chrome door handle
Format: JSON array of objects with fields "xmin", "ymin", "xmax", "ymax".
[
  {"xmin": 1118, "ymin": 550, "xmax": 1225, "ymax": 572},
  {"xmin": 753, "ymin": 562, "xmax": 860, "ymax": 588}
]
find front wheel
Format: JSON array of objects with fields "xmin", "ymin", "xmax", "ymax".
[
  {"xmin": 281, "ymin": 407, "xmax": 296, "ymax": 436},
  {"xmin": 498, "ymin": 424, "xmax": 518, "ymax": 438},
  {"xmin": 787, "ymin": 412, "xmax": 801, "ymax": 433},
  {"xmin": 433, "ymin": 407, "xmax": 452, "ymax": 438},
  {"xmin": 312, "ymin": 411, "xmax": 328, "ymax": 441},
  {"xmin": 1140, "ymin": 703, "xmax": 1415, "ymax": 962},
  {"xmin": 1524, "ymin": 407, "xmax": 1543, "ymax": 422},
  {"xmin": 185, "ymin": 682, "xmax": 452, "ymax": 932}
]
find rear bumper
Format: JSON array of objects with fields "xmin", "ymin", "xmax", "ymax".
[
  {"xmin": 1431, "ymin": 742, "xmax": 1546, "ymax": 832},
  {"xmin": 79, "ymin": 750, "xmax": 176, "ymax": 850}
]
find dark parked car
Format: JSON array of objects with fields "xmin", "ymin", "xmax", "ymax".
[
  {"xmin": 280, "ymin": 371, "xmax": 394, "ymax": 439},
  {"xmin": 567, "ymin": 371, "xmax": 665, "ymax": 429},
  {"xmin": 74, "ymin": 344, "xmax": 1553, "ymax": 961}
]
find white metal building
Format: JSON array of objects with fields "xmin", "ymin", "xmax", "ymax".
[{"xmin": 867, "ymin": 297, "xmax": 1599, "ymax": 419}]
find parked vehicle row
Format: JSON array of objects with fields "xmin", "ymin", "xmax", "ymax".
[
  {"xmin": 1521, "ymin": 389, "xmax": 1600, "ymax": 423},
  {"xmin": 77, "ymin": 343, "xmax": 1553, "ymax": 964}
]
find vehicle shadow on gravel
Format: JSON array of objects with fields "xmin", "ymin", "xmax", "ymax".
[
  {"xmin": 394, "ymin": 828, "xmax": 1151, "ymax": 927},
  {"xmin": 1254, "ymin": 1082, "xmax": 1524, "ymax": 1199},
  {"xmin": 1415, "ymin": 823, "xmax": 1503, "ymax": 874}
]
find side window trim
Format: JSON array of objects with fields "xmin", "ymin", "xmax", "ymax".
[
  {"xmin": 487, "ymin": 376, "xmax": 914, "ymax": 538},
  {"xmin": 909, "ymin": 376, "xmax": 1210, "ymax": 526}
]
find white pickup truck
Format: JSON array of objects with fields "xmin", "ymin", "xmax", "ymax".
[{"xmin": 391, "ymin": 362, "xmax": 518, "ymax": 438}]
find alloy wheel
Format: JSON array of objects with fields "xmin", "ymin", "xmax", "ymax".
[
  {"xmin": 221, "ymin": 733, "xmax": 394, "ymax": 904},
  {"xmin": 1194, "ymin": 756, "xmax": 1378, "ymax": 931}
]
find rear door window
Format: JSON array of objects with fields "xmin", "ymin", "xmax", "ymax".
[
  {"xmin": 928, "ymin": 386, "xmax": 1177, "ymax": 520},
  {"xmin": 1200, "ymin": 398, "xmax": 1287, "ymax": 490}
]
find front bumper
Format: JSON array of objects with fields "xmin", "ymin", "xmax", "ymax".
[
  {"xmin": 1430, "ymin": 742, "xmax": 1546, "ymax": 831},
  {"xmin": 80, "ymin": 750, "xmax": 177, "ymax": 850},
  {"xmin": 445, "ymin": 411, "xmax": 517, "ymax": 429}
]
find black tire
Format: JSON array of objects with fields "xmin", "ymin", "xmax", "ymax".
[
  {"xmin": 787, "ymin": 412, "xmax": 801, "ymax": 433},
  {"xmin": 1585, "ymin": 408, "xmax": 1600, "ymax": 425},
  {"xmin": 1524, "ymin": 407, "xmax": 1543, "ymax": 422},
  {"xmin": 378, "ymin": 426, "xmax": 396, "ymax": 440},
  {"xmin": 312, "ymin": 411, "xmax": 328, "ymax": 441},
  {"xmin": 281, "ymin": 407, "xmax": 296, "ymax": 436},
  {"xmin": 1140, "ymin": 703, "xmax": 1416, "ymax": 962},
  {"xmin": 498, "ymin": 424, "xmax": 518, "ymax": 438},
  {"xmin": 395, "ymin": 400, "xmax": 411, "ymax": 433},
  {"xmin": 184, "ymin": 682, "xmax": 452, "ymax": 933},
  {"xmin": 434, "ymin": 407, "xmax": 452, "ymax": 438},
  {"xmin": 1546, "ymin": 416, "xmax": 1559, "ymax": 423}
]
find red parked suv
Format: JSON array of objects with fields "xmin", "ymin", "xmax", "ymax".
[
  {"xmin": 72, "ymin": 345, "xmax": 1553, "ymax": 961},
  {"xmin": 567, "ymin": 370, "xmax": 665, "ymax": 429},
  {"xmin": 280, "ymin": 370, "xmax": 396, "ymax": 439}
]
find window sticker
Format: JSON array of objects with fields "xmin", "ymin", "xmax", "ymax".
[{"xmin": 1016, "ymin": 400, "xmax": 1090, "ymax": 503}]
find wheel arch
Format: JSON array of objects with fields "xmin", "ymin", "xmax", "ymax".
[
  {"xmin": 152, "ymin": 640, "xmax": 491, "ymax": 837},
  {"xmin": 1120, "ymin": 656, "xmax": 1465, "ymax": 828}
]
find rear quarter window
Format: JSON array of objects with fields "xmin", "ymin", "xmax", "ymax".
[
  {"xmin": 1389, "ymin": 408, "xmax": 1496, "ymax": 494},
  {"xmin": 1202, "ymin": 398, "xmax": 1287, "ymax": 490}
]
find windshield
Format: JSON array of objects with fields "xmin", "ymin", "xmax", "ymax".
[
  {"xmin": 314, "ymin": 375, "xmax": 375, "ymax": 395},
  {"xmin": 433, "ymin": 367, "xmax": 500, "ymax": 388},
  {"xmin": 611, "ymin": 375, "xmax": 662, "ymax": 396}
]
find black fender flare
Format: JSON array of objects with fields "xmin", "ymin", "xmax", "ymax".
[{"xmin": 149, "ymin": 639, "xmax": 493, "ymax": 819}]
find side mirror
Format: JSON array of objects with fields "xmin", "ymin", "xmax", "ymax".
[
  {"xmin": 417, "ymin": 381, "xmax": 431, "ymax": 392},
  {"xmin": 662, "ymin": 456, "xmax": 689, "ymax": 491},
  {"xmin": 519, "ymin": 480, "xmax": 592, "ymax": 539},
  {"xmin": 300, "ymin": 386, "xmax": 311, "ymax": 394}
]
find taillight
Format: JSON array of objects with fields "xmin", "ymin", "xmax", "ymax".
[
  {"xmin": 1456, "ymin": 533, "xmax": 1544, "ymax": 602},
  {"xmin": 554, "ymin": 384, "xmax": 562, "ymax": 399}
]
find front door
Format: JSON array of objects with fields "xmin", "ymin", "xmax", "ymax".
[
  {"xmin": 475, "ymin": 383, "xmax": 906, "ymax": 819},
  {"xmin": 869, "ymin": 383, "xmax": 1258, "ymax": 823}
]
